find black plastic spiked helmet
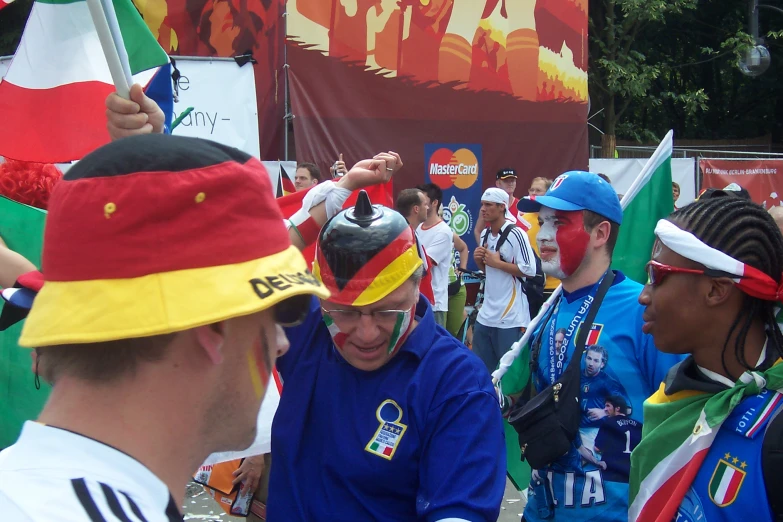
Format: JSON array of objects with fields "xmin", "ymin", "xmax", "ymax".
[{"xmin": 313, "ymin": 190, "xmax": 422, "ymax": 306}]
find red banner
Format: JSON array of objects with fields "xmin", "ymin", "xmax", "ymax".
[
  {"xmin": 285, "ymin": 0, "xmax": 588, "ymax": 198},
  {"xmin": 700, "ymin": 159, "xmax": 783, "ymax": 208}
]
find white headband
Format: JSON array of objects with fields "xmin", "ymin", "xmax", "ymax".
[
  {"xmin": 654, "ymin": 220, "xmax": 744, "ymax": 277},
  {"xmin": 655, "ymin": 219, "xmax": 783, "ymax": 301}
]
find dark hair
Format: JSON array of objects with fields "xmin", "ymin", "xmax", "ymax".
[
  {"xmin": 416, "ymin": 183, "xmax": 443, "ymax": 212},
  {"xmin": 597, "ymin": 173, "xmax": 611, "ymax": 184},
  {"xmin": 583, "ymin": 211, "xmax": 620, "ymax": 256},
  {"xmin": 605, "ymin": 394, "xmax": 628, "ymax": 411},
  {"xmin": 38, "ymin": 334, "xmax": 176, "ymax": 384},
  {"xmin": 396, "ymin": 188, "xmax": 425, "ymax": 218},
  {"xmin": 586, "ymin": 344, "xmax": 608, "ymax": 365},
  {"xmin": 670, "ymin": 197, "xmax": 783, "ymax": 375},
  {"xmin": 296, "ymin": 162, "xmax": 321, "ymax": 182}
]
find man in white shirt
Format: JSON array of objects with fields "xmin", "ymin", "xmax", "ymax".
[
  {"xmin": 416, "ymin": 183, "xmax": 454, "ymax": 327},
  {"xmin": 473, "ymin": 187, "xmax": 537, "ymax": 373},
  {"xmin": 0, "ymin": 134, "xmax": 396, "ymax": 521}
]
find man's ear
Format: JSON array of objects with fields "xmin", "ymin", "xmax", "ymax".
[
  {"xmin": 592, "ymin": 221, "xmax": 612, "ymax": 249},
  {"xmin": 195, "ymin": 323, "xmax": 225, "ymax": 365}
]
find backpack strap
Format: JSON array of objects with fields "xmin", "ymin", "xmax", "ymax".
[{"xmin": 763, "ymin": 403, "xmax": 783, "ymax": 521}]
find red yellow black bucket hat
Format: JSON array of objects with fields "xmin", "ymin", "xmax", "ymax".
[{"xmin": 19, "ymin": 134, "xmax": 329, "ymax": 347}]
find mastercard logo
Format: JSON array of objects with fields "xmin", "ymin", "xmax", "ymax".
[{"xmin": 428, "ymin": 147, "xmax": 479, "ymax": 190}]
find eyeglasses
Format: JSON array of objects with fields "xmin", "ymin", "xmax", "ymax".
[
  {"xmin": 320, "ymin": 307, "xmax": 409, "ymax": 326},
  {"xmin": 645, "ymin": 260, "xmax": 728, "ymax": 286}
]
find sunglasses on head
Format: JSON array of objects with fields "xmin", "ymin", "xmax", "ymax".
[{"xmin": 645, "ymin": 260, "xmax": 733, "ymax": 286}]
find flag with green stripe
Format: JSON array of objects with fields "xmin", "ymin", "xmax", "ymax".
[{"xmin": 0, "ymin": 0, "xmax": 171, "ymax": 162}]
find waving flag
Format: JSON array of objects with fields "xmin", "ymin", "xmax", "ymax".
[
  {"xmin": 0, "ymin": 0, "xmax": 171, "ymax": 163},
  {"xmin": 612, "ymin": 131, "xmax": 674, "ymax": 283}
]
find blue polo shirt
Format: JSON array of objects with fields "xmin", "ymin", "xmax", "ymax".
[{"xmin": 268, "ymin": 295, "xmax": 506, "ymax": 522}]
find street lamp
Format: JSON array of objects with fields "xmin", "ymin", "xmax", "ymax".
[{"xmin": 739, "ymin": 0, "xmax": 781, "ymax": 77}]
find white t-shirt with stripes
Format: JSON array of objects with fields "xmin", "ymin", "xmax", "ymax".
[
  {"xmin": 477, "ymin": 223, "xmax": 537, "ymax": 329},
  {"xmin": 0, "ymin": 422, "xmax": 182, "ymax": 521}
]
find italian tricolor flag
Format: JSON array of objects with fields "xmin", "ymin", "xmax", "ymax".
[
  {"xmin": 0, "ymin": 0, "xmax": 170, "ymax": 163},
  {"xmin": 612, "ymin": 130, "xmax": 674, "ymax": 284}
]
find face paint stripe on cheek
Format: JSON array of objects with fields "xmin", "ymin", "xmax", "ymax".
[{"xmin": 554, "ymin": 210, "xmax": 590, "ymax": 277}]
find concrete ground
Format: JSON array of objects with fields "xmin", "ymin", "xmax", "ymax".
[{"xmin": 183, "ymin": 477, "xmax": 525, "ymax": 521}]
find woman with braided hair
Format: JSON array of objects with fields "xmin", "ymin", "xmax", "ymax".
[{"xmin": 630, "ymin": 196, "xmax": 783, "ymax": 522}]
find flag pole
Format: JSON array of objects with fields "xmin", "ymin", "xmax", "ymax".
[
  {"xmin": 491, "ymin": 130, "xmax": 675, "ymax": 387},
  {"xmin": 85, "ymin": 0, "xmax": 132, "ymax": 99}
]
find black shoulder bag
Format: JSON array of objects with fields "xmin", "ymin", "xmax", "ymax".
[{"xmin": 507, "ymin": 271, "xmax": 615, "ymax": 470}]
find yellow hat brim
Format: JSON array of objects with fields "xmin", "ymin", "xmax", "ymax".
[{"xmin": 19, "ymin": 245, "xmax": 329, "ymax": 347}]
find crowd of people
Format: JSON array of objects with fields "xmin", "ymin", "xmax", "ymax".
[{"xmin": 0, "ymin": 83, "xmax": 781, "ymax": 522}]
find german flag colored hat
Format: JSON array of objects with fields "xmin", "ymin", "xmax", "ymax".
[
  {"xmin": 313, "ymin": 191, "xmax": 422, "ymax": 307},
  {"xmin": 19, "ymin": 134, "xmax": 329, "ymax": 347}
]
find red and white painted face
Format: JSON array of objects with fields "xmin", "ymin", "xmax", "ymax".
[{"xmin": 536, "ymin": 206, "xmax": 590, "ymax": 279}]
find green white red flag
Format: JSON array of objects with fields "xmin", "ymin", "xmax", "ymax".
[{"xmin": 0, "ymin": 0, "xmax": 170, "ymax": 163}]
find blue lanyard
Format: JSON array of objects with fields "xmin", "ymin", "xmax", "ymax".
[{"xmin": 546, "ymin": 273, "xmax": 608, "ymax": 385}]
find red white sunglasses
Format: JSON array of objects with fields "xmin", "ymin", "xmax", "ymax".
[{"xmin": 645, "ymin": 260, "xmax": 733, "ymax": 286}]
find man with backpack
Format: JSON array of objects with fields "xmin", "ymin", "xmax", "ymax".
[{"xmin": 473, "ymin": 187, "xmax": 538, "ymax": 373}]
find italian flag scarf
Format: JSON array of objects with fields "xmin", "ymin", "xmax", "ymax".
[{"xmin": 629, "ymin": 357, "xmax": 783, "ymax": 521}]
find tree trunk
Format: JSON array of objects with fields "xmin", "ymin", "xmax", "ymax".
[{"xmin": 601, "ymin": 95, "xmax": 617, "ymax": 158}]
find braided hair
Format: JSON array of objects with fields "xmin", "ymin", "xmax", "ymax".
[{"xmin": 669, "ymin": 197, "xmax": 783, "ymax": 376}]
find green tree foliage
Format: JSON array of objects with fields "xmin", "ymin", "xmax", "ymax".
[
  {"xmin": 0, "ymin": 0, "xmax": 33, "ymax": 57},
  {"xmin": 589, "ymin": 0, "xmax": 783, "ymax": 150}
]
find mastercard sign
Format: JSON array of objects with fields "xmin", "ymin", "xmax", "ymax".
[{"xmin": 426, "ymin": 146, "xmax": 481, "ymax": 190}]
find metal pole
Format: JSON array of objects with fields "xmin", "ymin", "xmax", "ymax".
[
  {"xmin": 750, "ymin": 0, "xmax": 760, "ymax": 41},
  {"xmin": 283, "ymin": 7, "xmax": 290, "ymax": 161}
]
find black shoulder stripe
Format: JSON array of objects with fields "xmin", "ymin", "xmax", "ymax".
[
  {"xmin": 120, "ymin": 492, "xmax": 149, "ymax": 522},
  {"xmin": 71, "ymin": 478, "xmax": 107, "ymax": 522},
  {"xmin": 100, "ymin": 483, "xmax": 135, "ymax": 522},
  {"xmin": 508, "ymin": 230, "xmax": 530, "ymax": 263},
  {"xmin": 165, "ymin": 495, "xmax": 184, "ymax": 522}
]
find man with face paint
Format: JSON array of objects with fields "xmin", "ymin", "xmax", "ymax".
[
  {"xmin": 269, "ymin": 192, "xmax": 506, "ymax": 520},
  {"xmin": 97, "ymin": 88, "xmax": 506, "ymax": 521},
  {"xmin": 504, "ymin": 171, "xmax": 683, "ymax": 522},
  {"xmin": 473, "ymin": 187, "xmax": 538, "ymax": 373}
]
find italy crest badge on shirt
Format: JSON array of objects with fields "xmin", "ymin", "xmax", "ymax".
[
  {"xmin": 708, "ymin": 455, "xmax": 747, "ymax": 507},
  {"xmin": 365, "ymin": 399, "xmax": 407, "ymax": 460}
]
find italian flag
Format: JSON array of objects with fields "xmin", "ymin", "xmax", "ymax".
[
  {"xmin": 0, "ymin": 0, "xmax": 171, "ymax": 163},
  {"xmin": 612, "ymin": 130, "xmax": 674, "ymax": 284},
  {"xmin": 629, "ymin": 364, "xmax": 783, "ymax": 522}
]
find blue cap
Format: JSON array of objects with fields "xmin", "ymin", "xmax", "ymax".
[{"xmin": 517, "ymin": 171, "xmax": 623, "ymax": 225}]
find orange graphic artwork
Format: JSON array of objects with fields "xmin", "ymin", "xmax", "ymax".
[{"xmin": 287, "ymin": 0, "xmax": 587, "ymax": 103}]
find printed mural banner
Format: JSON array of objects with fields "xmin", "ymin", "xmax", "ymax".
[
  {"xmin": 700, "ymin": 159, "xmax": 783, "ymax": 208},
  {"xmin": 286, "ymin": 0, "xmax": 589, "ymax": 196},
  {"xmin": 425, "ymin": 143, "xmax": 482, "ymax": 270}
]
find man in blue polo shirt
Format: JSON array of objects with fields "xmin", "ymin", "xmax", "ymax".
[
  {"xmin": 270, "ymin": 192, "xmax": 506, "ymax": 521},
  {"xmin": 502, "ymin": 171, "xmax": 682, "ymax": 522}
]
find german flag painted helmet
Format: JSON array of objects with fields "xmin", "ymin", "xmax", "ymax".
[{"xmin": 313, "ymin": 191, "xmax": 422, "ymax": 307}]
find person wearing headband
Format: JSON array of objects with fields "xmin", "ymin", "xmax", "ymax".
[
  {"xmin": 630, "ymin": 197, "xmax": 783, "ymax": 522},
  {"xmin": 504, "ymin": 171, "xmax": 682, "ymax": 522}
]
